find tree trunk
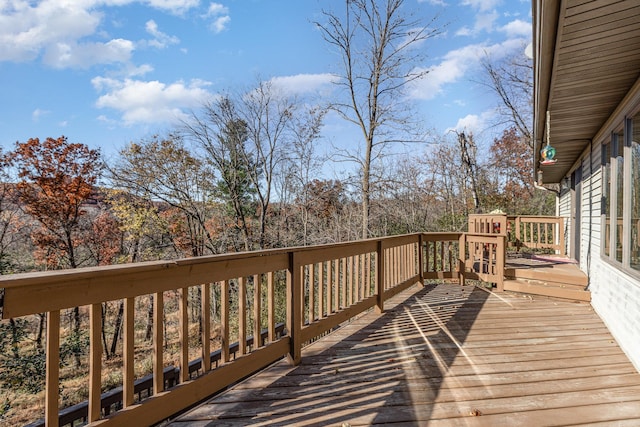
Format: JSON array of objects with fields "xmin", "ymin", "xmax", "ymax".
[
  {"xmin": 362, "ymin": 140, "xmax": 372, "ymax": 239},
  {"xmin": 36, "ymin": 313, "xmax": 45, "ymax": 349},
  {"xmin": 109, "ymin": 300, "xmax": 124, "ymax": 357},
  {"xmin": 145, "ymin": 294, "xmax": 154, "ymax": 341}
]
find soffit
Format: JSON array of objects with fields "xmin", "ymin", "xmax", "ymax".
[{"xmin": 534, "ymin": 0, "xmax": 640, "ymax": 183}]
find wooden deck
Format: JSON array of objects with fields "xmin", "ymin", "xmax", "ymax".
[{"xmin": 168, "ymin": 283, "xmax": 640, "ymax": 426}]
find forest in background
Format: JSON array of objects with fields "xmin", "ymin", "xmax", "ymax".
[{"xmin": 0, "ymin": 1, "xmax": 555, "ymax": 424}]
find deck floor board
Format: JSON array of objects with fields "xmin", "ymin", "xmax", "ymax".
[{"xmin": 168, "ymin": 283, "xmax": 640, "ymax": 426}]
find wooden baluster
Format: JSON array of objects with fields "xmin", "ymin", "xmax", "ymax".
[
  {"xmin": 238, "ymin": 277, "xmax": 246, "ymax": 355},
  {"xmin": 153, "ymin": 291, "xmax": 164, "ymax": 394},
  {"xmin": 333, "ymin": 259, "xmax": 340, "ymax": 310},
  {"xmin": 267, "ymin": 272, "xmax": 275, "ymax": 343},
  {"xmin": 308, "ymin": 264, "xmax": 314, "ymax": 323},
  {"xmin": 367, "ymin": 252, "xmax": 373, "ymax": 296},
  {"xmin": 201, "ymin": 283, "xmax": 211, "ymax": 372},
  {"xmin": 123, "ymin": 297, "xmax": 134, "ymax": 407},
  {"xmin": 287, "ymin": 253, "xmax": 302, "ymax": 365},
  {"xmin": 221, "ymin": 280, "xmax": 230, "ymax": 363},
  {"xmin": 179, "ymin": 288, "xmax": 189, "ymax": 383},
  {"xmin": 376, "ymin": 240, "xmax": 385, "ymax": 313},
  {"xmin": 326, "ymin": 261, "xmax": 333, "ymax": 314},
  {"xmin": 318, "ymin": 262, "xmax": 324, "ymax": 318},
  {"xmin": 89, "ymin": 303, "xmax": 102, "ymax": 422},
  {"xmin": 348, "ymin": 256, "xmax": 354, "ymax": 305},
  {"xmin": 46, "ymin": 310, "xmax": 60, "ymax": 427},
  {"xmin": 354, "ymin": 254, "xmax": 361, "ymax": 302},
  {"xmin": 341, "ymin": 258, "xmax": 347, "ymax": 309},
  {"xmin": 253, "ymin": 274, "xmax": 261, "ymax": 349}
]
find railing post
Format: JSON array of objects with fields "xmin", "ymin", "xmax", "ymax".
[
  {"xmin": 558, "ymin": 217, "xmax": 566, "ymax": 256},
  {"xmin": 376, "ymin": 240, "xmax": 385, "ymax": 314},
  {"xmin": 418, "ymin": 234, "xmax": 424, "ymax": 286},
  {"xmin": 458, "ymin": 233, "xmax": 466, "ymax": 286},
  {"xmin": 45, "ymin": 310, "xmax": 60, "ymax": 427},
  {"xmin": 89, "ymin": 303, "xmax": 102, "ymax": 422},
  {"xmin": 287, "ymin": 252, "xmax": 302, "ymax": 365},
  {"xmin": 496, "ymin": 235, "xmax": 506, "ymax": 292}
]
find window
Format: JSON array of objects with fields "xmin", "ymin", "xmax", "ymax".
[
  {"xmin": 603, "ymin": 143, "xmax": 611, "ymax": 257},
  {"xmin": 632, "ymin": 114, "xmax": 640, "ymax": 271},
  {"xmin": 602, "ymin": 112, "xmax": 640, "ymax": 275},
  {"xmin": 615, "ymin": 131, "xmax": 624, "ymax": 263}
]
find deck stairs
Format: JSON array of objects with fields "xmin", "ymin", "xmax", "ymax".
[{"xmin": 503, "ymin": 254, "xmax": 590, "ymax": 302}]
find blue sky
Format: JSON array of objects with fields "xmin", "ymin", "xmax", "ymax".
[{"xmin": 0, "ymin": 0, "xmax": 532, "ymax": 164}]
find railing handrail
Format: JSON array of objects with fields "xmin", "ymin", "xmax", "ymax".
[
  {"xmin": 3, "ymin": 232, "xmax": 467, "ymax": 427},
  {"xmin": 2, "ymin": 229, "xmax": 522, "ymax": 427}
]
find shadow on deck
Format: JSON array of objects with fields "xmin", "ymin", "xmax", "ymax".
[{"xmin": 168, "ymin": 283, "xmax": 640, "ymax": 426}]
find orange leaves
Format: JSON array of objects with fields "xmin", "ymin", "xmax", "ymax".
[{"xmin": 10, "ymin": 136, "xmax": 103, "ymax": 269}]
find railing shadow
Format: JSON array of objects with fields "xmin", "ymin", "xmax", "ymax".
[{"xmin": 180, "ymin": 282, "xmax": 490, "ymax": 426}]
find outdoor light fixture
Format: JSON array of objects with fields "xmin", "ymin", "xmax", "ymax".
[{"xmin": 540, "ymin": 111, "xmax": 558, "ymax": 165}]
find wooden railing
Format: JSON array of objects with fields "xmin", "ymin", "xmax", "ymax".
[
  {"xmin": 469, "ymin": 214, "xmax": 567, "ymax": 256},
  {"xmin": 0, "ymin": 231, "xmax": 514, "ymax": 427},
  {"xmin": 508, "ymin": 215, "xmax": 565, "ymax": 255}
]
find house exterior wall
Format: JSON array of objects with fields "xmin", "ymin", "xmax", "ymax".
[{"xmin": 562, "ymin": 103, "xmax": 640, "ymax": 371}]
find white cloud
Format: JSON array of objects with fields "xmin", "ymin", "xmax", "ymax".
[
  {"xmin": 205, "ymin": 2, "xmax": 230, "ymax": 33},
  {"xmin": 43, "ymin": 38, "xmax": 134, "ymax": 68},
  {"xmin": 417, "ymin": 0, "xmax": 447, "ymax": 5},
  {"xmin": 92, "ymin": 76, "xmax": 212, "ymax": 125},
  {"xmin": 499, "ymin": 19, "xmax": 531, "ymax": 38},
  {"xmin": 461, "ymin": 0, "xmax": 502, "ymax": 12},
  {"xmin": 269, "ymin": 73, "xmax": 338, "ymax": 97},
  {"xmin": 0, "ymin": 1, "xmax": 103, "ymax": 63},
  {"xmin": 0, "ymin": 1, "xmax": 194, "ymax": 67},
  {"xmin": 446, "ymin": 109, "xmax": 496, "ymax": 135},
  {"xmin": 144, "ymin": 20, "xmax": 180, "ymax": 48},
  {"xmin": 32, "ymin": 108, "xmax": 50, "ymax": 122},
  {"xmin": 408, "ymin": 38, "xmax": 526, "ymax": 100},
  {"xmin": 211, "ymin": 15, "xmax": 230, "ymax": 33},
  {"xmin": 145, "ymin": 0, "xmax": 200, "ymax": 15},
  {"xmin": 205, "ymin": 3, "xmax": 229, "ymax": 16},
  {"xmin": 474, "ymin": 11, "xmax": 499, "ymax": 33}
]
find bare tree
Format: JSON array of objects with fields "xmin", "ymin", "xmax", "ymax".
[
  {"xmin": 481, "ymin": 50, "xmax": 533, "ymax": 147},
  {"xmin": 316, "ymin": 0, "xmax": 441, "ymax": 238},
  {"xmin": 184, "ymin": 80, "xmax": 325, "ymax": 249}
]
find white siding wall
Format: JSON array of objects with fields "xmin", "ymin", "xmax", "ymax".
[{"xmin": 577, "ymin": 139, "xmax": 640, "ymax": 371}]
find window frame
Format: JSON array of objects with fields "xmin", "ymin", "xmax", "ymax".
[{"xmin": 601, "ymin": 111, "xmax": 640, "ymax": 277}]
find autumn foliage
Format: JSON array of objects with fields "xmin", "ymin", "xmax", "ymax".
[{"xmin": 10, "ymin": 136, "xmax": 103, "ymax": 269}]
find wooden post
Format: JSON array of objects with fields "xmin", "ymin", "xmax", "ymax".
[
  {"xmin": 376, "ymin": 240, "xmax": 385, "ymax": 313},
  {"xmin": 179, "ymin": 288, "xmax": 189, "ymax": 383},
  {"xmin": 267, "ymin": 272, "xmax": 275, "ymax": 343},
  {"xmin": 458, "ymin": 233, "xmax": 466, "ymax": 286},
  {"xmin": 558, "ymin": 217, "xmax": 566, "ymax": 256},
  {"xmin": 308, "ymin": 264, "xmax": 314, "ymax": 324},
  {"xmin": 45, "ymin": 310, "xmax": 60, "ymax": 427},
  {"xmin": 287, "ymin": 252, "xmax": 302, "ymax": 365},
  {"xmin": 253, "ymin": 274, "xmax": 261, "ymax": 349},
  {"xmin": 418, "ymin": 234, "xmax": 424, "ymax": 286},
  {"xmin": 89, "ymin": 303, "xmax": 102, "ymax": 422},
  {"xmin": 221, "ymin": 280, "xmax": 230, "ymax": 364},
  {"xmin": 238, "ymin": 277, "xmax": 246, "ymax": 355},
  {"xmin": 495, "ymin": 235, "xmax": 506, "ymax": 292},
  {"xmin": 201, "ymin": 283, "xmax": 211, "ymax": 373},
  {"xmin": 123, "ymin": 297, "xmax": 135, "ymax": 407},
  {"xmin": 153, "ymin": 292, "xmax": 164, "ymax": 394}
]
